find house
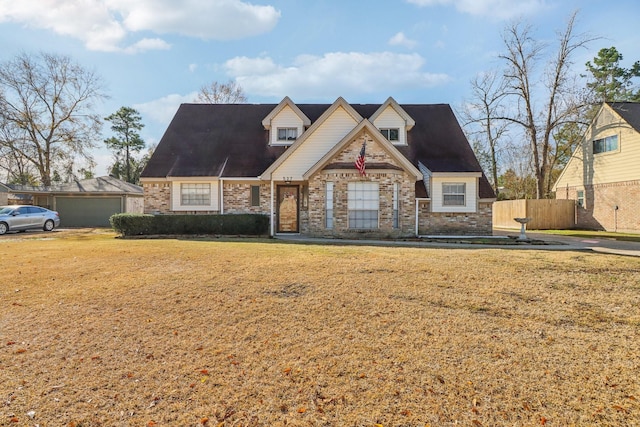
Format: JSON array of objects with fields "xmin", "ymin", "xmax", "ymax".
[
  {"xmin": 141, "ymin": 97, "xmax": 495, "ymax": 238},
  {"xmin": 553, "ymin": 102, "xmax": 640, "ymax": 232},
  {"xmin": 0, "ymin": 176, "xmax": 144, "ymax": 227}
]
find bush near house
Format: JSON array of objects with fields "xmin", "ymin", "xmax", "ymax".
[{"xmin": 110, "ymin": 213, "xmax": 269, "ymax": 236}]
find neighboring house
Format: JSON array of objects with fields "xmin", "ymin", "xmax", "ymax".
[
  {"xmin": 0, "ymin": 176, "xmax": 144, "ymax": 227},
  {"xmin": 141, "ymin": 97, "xmax": 495, "ymax": 237},
  {"xmin": 554, "ymin": 102, "xmax": 640, "ymax": 232}
]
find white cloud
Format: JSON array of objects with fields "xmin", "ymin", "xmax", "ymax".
[
  {"xmin": 388, "ymin": 32, "xmax": 418, "ymax": 49},
  {"xmin": 123, "ymin": 38, "xmax": 172, "ymax": 54},
  {"xmin": 134, "ymin": 92, "xmax": 197, "ymax": 126},
  {"xmin": 224, "ymin": 52, "xmax": 451, "ymax": 99},
  {"xmin": 0, "ymin": 0, "xmax": 280, "ymax": 52},
  {"xmin": 406, "ymin": 0, "xmax": 549, "ymax": 20},
  {"xmin": 188, "ymin": 63, "xmax": 198, "ymax": 73}
]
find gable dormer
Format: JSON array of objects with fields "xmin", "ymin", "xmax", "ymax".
[
  {"xmin": 370, "ymin": 97, "xmax": 415, "ymax": 146},
  {"xmin": 262, "ymin": 96, "xmax": 311, "ymax": 146}
]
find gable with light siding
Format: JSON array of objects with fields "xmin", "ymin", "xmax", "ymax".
[
  {"xmin": 268, "ymin": 105, "xmax": 307, "ymax": 146},
  {"xmin": 371, "ymin": 105, "xmax": 408, "ymax": 145},
  {"xmin": 588, "ymin": 105, "xmax": 640, "ymax": 185},
  {"xmin": 555, "ymin": 104, "xmax": 640, "ymax": 190},
  {"xmin": 271, "ymin": 106, "xmax": 360, "ymax": 181}
]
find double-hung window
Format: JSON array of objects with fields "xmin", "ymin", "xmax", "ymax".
[
  {"xmin": 277, "ymin": 127, "xmax": 297, "ymax": 142},
  {"xmin": 348, "ymin": 182, "xmax": 379, "ymax": 229},
  {"xmin": 442, "ymin": 183, "xmax": 465, "ymax": 206},
  {"xmin": 181, "ymin": 183, "xmax": 210, "ymax": 206},
  {"xmin": 593, "ymin": 135, "xmax": 618, "ymax": 154}
]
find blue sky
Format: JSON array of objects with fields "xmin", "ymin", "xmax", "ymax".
[{"xmin": 0, "ymin": 0, "xmax": 638, "ymax": 176}]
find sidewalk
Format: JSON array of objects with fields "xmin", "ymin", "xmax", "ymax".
[{"xmin": 276, "ymin": 230, "xmax": 640, "ymax": 257}]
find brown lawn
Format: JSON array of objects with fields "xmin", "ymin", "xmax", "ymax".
[{"xmin": 1, "ymin": 229, "xmax": 640, "ymax": 426}]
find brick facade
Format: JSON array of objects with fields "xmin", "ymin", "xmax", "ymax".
[
  {"xmin": 143, "ymin": 182, "xmax": 172, "ymax": 214},
  {"xmin": 142, "ymin": 132, "xmax": 495, "ymax": 237},
  {"xmin": 223, "ymin": 182, "xmax": 270, "ymax": 214},
  {"xmin": 556, "ymin": 179, "xmax": 640, "ymax": 232},
  {"xmin": 418, "ymin": 200, "xmax": 493, "ymax": 236}
]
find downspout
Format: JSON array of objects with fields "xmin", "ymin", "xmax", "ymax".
[{"xmin": 219, "ymin": 157, "xmax": 228, "ymax": 214}]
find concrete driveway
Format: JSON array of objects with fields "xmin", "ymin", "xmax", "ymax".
[{"xmin": 494, "ymin": 229, "xmax": 640, "ymax": 257}]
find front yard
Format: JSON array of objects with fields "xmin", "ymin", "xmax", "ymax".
[{"xmin": 1, "ymin": 230, "xmax": 639, "ymax": 426}]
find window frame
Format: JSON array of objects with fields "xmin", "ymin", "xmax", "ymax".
[
  {"xmin": 348, "ymin": 182, "xmax": 379, "ymax": 230},
  {"xmin": 592, "ymin": 134, "xmax": 618, "ymax": 154},
  {"xmin": 442, "ymin": 182, "xmax": 466, "ymax": 207},
  {"xmin": 392, "ymin": 182, "xmax": 399, "ymax": 229},
  {"xmin": 180, "ymin": 183, "xmax": 211, "ymax": 206},
  {"xmin": 250, "ymin": 185, "xmax": 260, "ymax": 207},
  {"xmin": 277, "ymin": 127, "xmax": 298, "ymax": 142},
  {"xmin": 576, "ymin": 190, "xmax": 584, "ymax": 208},
  {"xmin": 326, "ymin": 182, "xmax": 334, "ymax": 229},
  {"xmin": 379, "ymin": 128, "xmax": 400, "ymax": 142}
]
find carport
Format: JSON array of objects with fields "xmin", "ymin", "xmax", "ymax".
[{"xmin": 2, "ymin": 176, "xmax": 143, "ymax": 227}]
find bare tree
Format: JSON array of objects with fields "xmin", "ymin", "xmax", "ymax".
[
  {"xmin": 194, "ymin": 80, "xmax": 248, "ymax": 104},
  {"xmin": 461, "ymin": 71, "xmax": 511, "ymax": 196},
  {"xmin": 498, "ymin": 12, "xmax": 595, "ymax": 198},
  {"xmin": 0, "ymin": 52, "xmax": 107, "ymax": 186}
]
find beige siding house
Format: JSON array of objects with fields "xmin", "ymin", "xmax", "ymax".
[
  {"xmin": 553, "ymin": 102, "xmax": 640, "ymax": 232},
  {"xmin": 141, "ymin": 97, "xmax": 495, "ymax": 238}
]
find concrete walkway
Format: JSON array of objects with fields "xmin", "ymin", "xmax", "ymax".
[{"xmin": 276, "ymin": 230, "xmax": 640, "ymax": 257}]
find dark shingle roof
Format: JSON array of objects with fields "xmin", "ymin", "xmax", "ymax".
[
  {"xmin": 142, "ymin": 102, "xmax": 495, "ymax": 198},
  {"xmin": 608, "ymin": 102, "xmax": 640, "ymax": 133}
]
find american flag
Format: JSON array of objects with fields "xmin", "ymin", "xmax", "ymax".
[{"xmin": 355, "ymin": 141, "xmax": 366, "ymax": 175}]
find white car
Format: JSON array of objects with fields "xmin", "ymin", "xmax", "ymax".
[{"xmin": 0, "ymin": 205, "xmax": 61, "ymax": 235}]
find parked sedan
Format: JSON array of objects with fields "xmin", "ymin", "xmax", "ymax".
[{"xmin": 0, "ymin": 205, "xmax": 61, "ymax": 235}]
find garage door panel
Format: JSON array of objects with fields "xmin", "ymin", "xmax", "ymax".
[{"xmin": 56, "ymin": 197, "xmax": 122, "ymax": 227}]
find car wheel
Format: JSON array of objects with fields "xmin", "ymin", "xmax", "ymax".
[
  {"xmin": 0, "ymin": 222, "xmax": 7, "ymax": 235},
  {"xmin": 43, "ymin": 220, "xmax": 55, "ymax": 232}
]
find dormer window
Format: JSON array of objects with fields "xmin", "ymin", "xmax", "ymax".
[
  {"xmin": 277, "ymin": 127, "xmax": 298, "ymax": 141},
  {"xmin": 380, "ymin": 128, "xmax": 399, "ymax": 142}
]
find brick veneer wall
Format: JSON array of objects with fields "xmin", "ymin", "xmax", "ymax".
[
  {"xmin": 143, "ymin": 182, "xmax": 172, "ymax": 214},
  {"xmin": 418, "ymin": 200, "xmax": 493, "ymax": 235},
  {"xmin": 557, "ymin": 179, "xmax": 640, "ymax": 232},
  {"xmin": 223, "ymin": 182, "xmax": 270, "ymax": 214},
  {"xmin": 307, "ymin": 170, "xmax": 416, "ymax": 238},
  {"xmin": 305, "ymin": 132, "xmax": 417, "ymax": 238}
]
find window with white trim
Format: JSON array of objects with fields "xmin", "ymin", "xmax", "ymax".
[
  {"xmin": 577, "ymin": 190, "xmax": 584, "ymax": 207},
  {"xmin": 181, "ymin": 183, "xmax": 210, "ymax": 206},
  {"xmin": 442, "ymin": 183, "xmax": 465, "ymax": 206},
  {"xmin": 326, "ymin": 182, "xmax": 334, "ymax": 229},
  {"xmin": 593, "ymin": 135, "xmax": 618, "ymax": 154},
  {"xmin": 348, "ymin": 182, "xmax": 379, "ymax": 229},
  {"xmin": 380, "ymin": 128, "xmax": 399, "ymax": 142},
  {"xmin": 277, "ymin": 127, "xmax": 297, "ymax": 141}
]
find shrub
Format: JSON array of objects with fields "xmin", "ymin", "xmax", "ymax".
[{"xmin": 110, "ymin": 213, "xmax": 269, "ymax": 237}]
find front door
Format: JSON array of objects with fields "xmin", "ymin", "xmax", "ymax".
[{"xmin": 277, "ymin": 185, "xmax": 299, "ymax": 233}]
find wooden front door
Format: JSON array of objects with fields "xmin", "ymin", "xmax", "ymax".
[{"xmin": 277, "ymin": 185, "xmax": 299, "ymax": 233}]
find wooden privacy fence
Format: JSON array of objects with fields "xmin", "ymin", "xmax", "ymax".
[{"xmin": 493, "ymin": 199, "xmax": 576, "ymax": 230}]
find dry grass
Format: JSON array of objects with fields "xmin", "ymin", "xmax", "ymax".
[{"xmin": 1, "ymin": 230, "xmax": 640, "ymax": 426}]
